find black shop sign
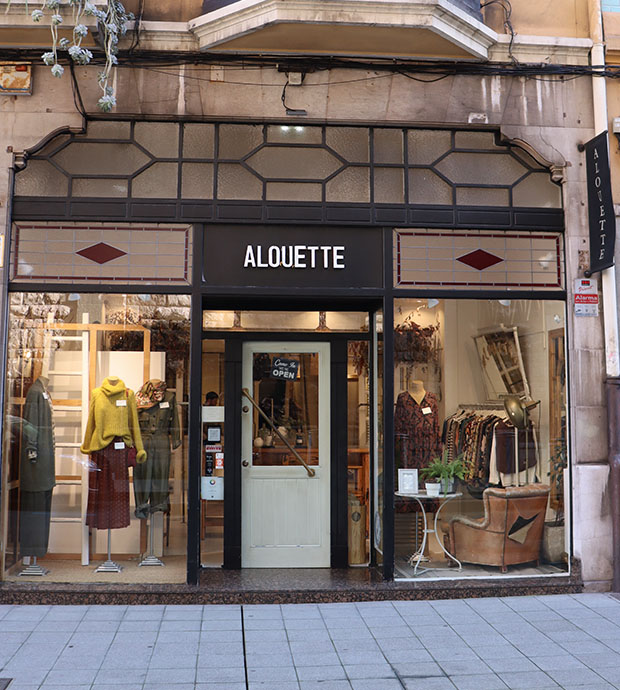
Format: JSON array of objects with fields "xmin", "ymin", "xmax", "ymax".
[
  {"xmin": 270, "ymin": 357, "xmax": 300, "ymax": 381},
  {"xmin": 203, "ymin": 225, "xmax": 383, "ymax": 289},
  {"xmin": 584, "ymin": 132, "xmax": 616, "ymax": 275}
]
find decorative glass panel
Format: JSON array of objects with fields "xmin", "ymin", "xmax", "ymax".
[
  {"xmin": 326, "ymin": 167, "xmax": 370, "ymax": 202},
  {"xmin": 513, "ymin": 173, "xmax": 562, "ymax": 208},
  {"xmin": 183, "ymin": 124, "xmax": 215, "ymax": 159},
  {"xmin": 182, "ymin": 163, "xmax": 214, "ymax": 199},
  {"xmin": 134, "ymin": 122, "xmax": 180, "ymax": 158},
  {"xmin": 53, "ymin": 143, "xmax": 150, "ymax": 175},
  {"xmin": 10, "ymin": 223, "xmax": 192, "ymax": 285},
  {"xmin": 247, "ymin": 147, "xmax": 341, "ymax": 179},
  {"xmin": 72, "ymin": 178, "xmax": 128, "ymax": 197},
  {"xmin": 132, "ymin": 163, "xmax": 178, "ymax": 198},
  {"xmin": 394, "ymin": 229, "xmax": 563, "ymax": 290},
  {"xmin": 85, "ymin": 121, "xmax": 131, "ymax": 139},
  {"xmin": 267, "ymin": 125, "xmax": 322, "ymax": 144},
  {"xmin": 217, "ymin": 163, "xmax": 262, "ymax": 199},
  {"xmin": 435, "ymin": 152, "xmax": 527, "ymax": 185},
  {"xmin": 408, "ymin": 169, "xmax": 452, "ymax": 205},
  {"xmin": 456, "ymin": 187, "xmax": 509, "ymax": 206},
  {"xmin": 219, "ymin": 124, "xmax": 263, "ymax": 159},
  {"xmin": 266, "ymin": 182, "xmax": 322, "ymax": 201},
  {"xmin": 14, "ymin": 160, "xmax": 68, "ymax": 196},
  {"xmin": 374, "ymin": 129, "xmax": 404, "ymax": 164},
  {"xmin": 408, "ymin": 130, "xmax": 451, "ymax": 165},
  {"xmin": 454, "ymin": 131, "xmax": 497, "ymax": 149},
  {"xmin": 375, "ymin": 168, "xmax": 404, "ymax": 204},
  {"xmin": 325, "ymin": 127, "xmax": 369, "ymax": 163}
]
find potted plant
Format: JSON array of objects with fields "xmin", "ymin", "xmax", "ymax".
[{"xmin": 420, "ymin": 451, "xmax": 465, "ymax": 496}]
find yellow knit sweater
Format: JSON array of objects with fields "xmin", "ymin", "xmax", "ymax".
[{"xmin": 80, "ymin": 377, "xmax": 147, "ymax": 463}]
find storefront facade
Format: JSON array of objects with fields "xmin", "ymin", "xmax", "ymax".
[{"xmin": 0, "ymin": 115, "xmax": 591, "ymax": 593}]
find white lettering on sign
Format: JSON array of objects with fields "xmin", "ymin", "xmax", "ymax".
[{"xmin": 244, "ymin": 244, "xmax": 345, "ymax": 270}]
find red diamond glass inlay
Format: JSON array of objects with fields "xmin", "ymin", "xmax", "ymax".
[
  {"xmin": 76, "ymin": 242, "xmax": 127, "ymax": 265},
  {"xmin": 457, "ymin": 249, "xmax": 504, "ymax": 271}
]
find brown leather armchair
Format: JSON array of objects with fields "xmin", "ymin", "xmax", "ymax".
[{"xmin": 444, "ymin": 484, "xmax": 550, "ymax": 572}]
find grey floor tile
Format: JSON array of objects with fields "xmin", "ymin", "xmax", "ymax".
[
  {"xmin": 449, "ymin": 674, "xmax": 509, "ymax": 690},
  {"xmin": 42, "ymin": 668, "xmax": 98, "ymax": 685},
  {"xmin": 0, "ymin": 669, "xmax": 48, "ymax": 685},
  {"xmin": 293, "ymin": 651, "xmax": 340, "ymax": 666},
  {"xmin": 344, "ymin": 663, "xmax": 397, "ymax": 680},
  {"xmin": 163, "ymin": 607, "xmax": 203, "ymax": 619},
  {"xmin": 147, "ymin": 654, "xmax": 198, "ymax": 669},
  {"xmin": 117, "ymin": 620, "xmax": 161, "ymax": 632},
  {"xmin": 144, "ymin": 668, "xmax": 197, "ymax": 683},
  {"xmin": 155, "ymin": 631, "xmax": 200, "ymax": 645},
  {"xmin": 285, "ymin": 618, "xmax": 326, "ymax": 630},
  {"xmin": 483, "ymin": 657, "xmax": 540, "ymax": 673},
  {"xmin": 595, "ymin": 666, "xmax": 620, "ymax": 684},
  {"xmin": 289, "ymin": 640, "xmax": 336, "ymax": 654},
  {"xmin": 247, "ymin": 666, "xmax": 298, "ymax": 681},
  {"xmin": 122, "ymin": 609, "xmax": 164, "ymax": 621},
  {"xmin": 496, "ymin": 670, "xmax": 559, "ymax": 689},
  {"xmin": 288, "ymin": 629, "xmax": 332, "ymax": 642},
  {"xmin": 197, "ymin": 652, "xmax": 245, "ymax": 668},
  {"xmin": 382, "ymin": 648, "xmax": 435, "ymax": 664},
  {"xmin": 439, "ymin": 659, "xmax": 493, "ymax": 676},
  {"xmin": 248, "ymin": 684, "xmax": 300, "ymax": 690},
  {"xmin": 159, "ymin": 619, "xmax": 201, "ymax": 632},
  {"xmin": 324, "ymin": 617, "xmax": 366, "ymax": 630},
  {"xmin": 376, "ymin": 637, "xmax": 425, "ymax": 651},
  {"xmin": 243, "ymin": 641, "xmax": 291, "ymax": 654},
  {"xmin": 75, "ymin": 620, "xmax": 121, "ymax": 633},
  {"xmin": 41, "ymin": 686, "xmax": 91, "ymax": 690},
  {"xmin": 245, "ymin": 652, "xmax": 294, "ymax": 667},
  {"xmin": 392, "ymin": 661, "xmax": 444, "ymax": 678},
  {"xmin": 299, "ymin": 682, "xmax": 352, "ymax": 690},
  {"xmin": 402, "ymin": 677, "xmax": 457, "ymax": 690},
  {"xmin": 195, "ymin": 684, "xmax": 246, "ymax": 690},
  {"xmin": 91, "ymin": 685, "xmax": 144, "ymax": 690},
  {"xmin": 198, "ymin": 640, "xmax": 244, "ymax": 655},
  {"xmin": 244, "ymin": 629, "xmax": 288, "ymax": 642},
  {"xmin": 195, "ymin": 666, "xmax": 247, "ymax": 683},
  {"xmin": 93, "ymin": 669, "xmax": 147, "ymax": 684},
  {"xmin": 201, "ymin": 619, "xmax": 243, "ymax": 631},
  {"xmin": 532, "ymin": 655, "xmax": 589, "ymax": 671},
  {"xmin": 545, "ymin": 668, "xmax": 612, "ymax": 686},
  {"xmin": 338, "ymin": 651, "xmax": 387, "ymax": 665},
  {"xmin": 142, "ymin": 685, "xmax": 195, "ymax": 690},
  {"xmin": 244, "ymin": 618, "xmax": 286, "ymax": 630},
  {"xmin": 350, "ymin": 681, "xmax": 405, "ymax": 690},
  {"xmin": 558, "ymin": 640, "xmax": 612, "ymax": 655},
  {"xmin": 296, "ymin": 665, "xmax": 347, "ymax": 681},
  {"xmin": 427, "ymin": 648, "xmax": 481, "ymax": 661}
]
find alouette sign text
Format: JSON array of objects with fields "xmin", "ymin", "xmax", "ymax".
[{"xmin": 244, "ymin": 244, "xmax": 345, "ymax": 270}]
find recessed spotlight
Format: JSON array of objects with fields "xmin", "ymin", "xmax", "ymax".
[{"xmin": 280, "ymin": 126, "xmax": 290, "ymax": 132}]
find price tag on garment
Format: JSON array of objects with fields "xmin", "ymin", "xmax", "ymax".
[
  {"xmin": 159, "ymin": 401, "xmax": 170, "ymax": 408},
  {"xmin": 42, "ymin": 392, "xmax": 49, "ymax": 400},
  {"xmin": 116, "ymin": 399, "xmax": 127, "ymax": 407},
  {"xmin": 114, "ymin": 441, "xmax": 125, "ymax": 450},
  {"xmin": 422, "ymin": 407, "xmax": 432, "ymax": 415}
]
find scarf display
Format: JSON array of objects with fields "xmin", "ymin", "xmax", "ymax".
[{"xmin": 136, "ymin": 379, "xmax": 167, "ymax": 409}]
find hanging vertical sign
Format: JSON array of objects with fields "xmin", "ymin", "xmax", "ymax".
[{"xmin": 584, "ymin": 132, "xmax": 616, "ymax": 275}]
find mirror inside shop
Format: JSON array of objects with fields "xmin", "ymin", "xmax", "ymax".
[
  {"xmin": 393, "ymin": 298, "xmax": 568, "ymax": 579},
  {"xmin": 2, "ymin": 292, "xmax": 190, "ymax": 583}
]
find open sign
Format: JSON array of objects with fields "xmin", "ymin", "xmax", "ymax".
[{"xmin": 270, "ymin": 357, "xmax": 300, "ymax": 380}]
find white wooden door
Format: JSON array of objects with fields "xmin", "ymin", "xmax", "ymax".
[{"xmin": 241, "ymin": 342, "xmax": 330, "ymax": 567}]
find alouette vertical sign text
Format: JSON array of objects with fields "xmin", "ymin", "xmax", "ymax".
[{"xmin": 584, "ymin": 131, "xmax": 616, "ymax": 274}]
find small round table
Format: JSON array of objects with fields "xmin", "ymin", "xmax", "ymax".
[{"xmin": 395, "ymin": 491, "xmax": 463, "ymax": 576}]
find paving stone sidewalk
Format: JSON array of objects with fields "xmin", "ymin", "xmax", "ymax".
[{"xmin": 1, "ymin": 593, "xmax": 620, "ymax": 689}]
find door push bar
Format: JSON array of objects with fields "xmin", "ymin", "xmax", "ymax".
[{"xmin": 241, "ymin": 388, "xmax": 316, "ymax": 478}]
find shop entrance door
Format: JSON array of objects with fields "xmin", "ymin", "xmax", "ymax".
[{"xmin": 241, "ymin": 342, "xmax": 330, "ymax": 567}]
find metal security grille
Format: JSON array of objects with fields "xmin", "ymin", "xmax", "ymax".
[{"xmin": 12, "ymin": 122, "xmax": 563, "ymax": 230}]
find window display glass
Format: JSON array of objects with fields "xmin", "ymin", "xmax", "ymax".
[
  {"xmin": 393, "ymin": 298, "xmax": 568, "ymax": 579},
  {"xmin": 2, "ymin": 292, "xmax": 190, "ymax": 582}
]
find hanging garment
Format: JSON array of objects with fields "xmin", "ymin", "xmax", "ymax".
[
  {"xmin": 20, "ymin": 377, "xmax": 56, "ymax": 557},
  {"xmin": 394, "ymin": 391, "xmax": 440, "ymax": 470},
  {"xmin": 86, "ymin": 439, "xmax": 132, "ymax": 530},
  {"xmin": 134, "ymin": 390, "xmax": 181, "ymax": 518},
  {"xmin": 19, "ymin": 489, "xmax": 53, "ymax": 557}
]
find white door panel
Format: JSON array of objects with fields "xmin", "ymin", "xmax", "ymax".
[{"xmin": 241, "ymin": 342, "xmax": 330, "ymax": 567}]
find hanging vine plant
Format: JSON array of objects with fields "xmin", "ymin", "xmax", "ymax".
[{"xmin": 12, "ymin": 0, "xmax": 133, "ymax": 111}]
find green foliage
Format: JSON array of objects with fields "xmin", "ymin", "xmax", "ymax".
[{"xmin": 420, "ymin": 449, "xmax": 465, "ymax": 482}]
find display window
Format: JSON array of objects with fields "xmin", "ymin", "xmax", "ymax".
[
  {"xmin": 393, "ymin": 298, "xmax": 568, "ymax": 579},
  {"xmin": 1, "ymin": 292, "xmax": 190, "ymax": 582}
]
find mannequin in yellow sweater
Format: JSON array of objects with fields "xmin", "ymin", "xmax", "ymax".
[
  {"xmin": 81, "ymin": 376, "xmax": 147, "ymax": 531},
  {"xmin": 81, "ymin": 376, "xmax": 147, "ymax": 462}
]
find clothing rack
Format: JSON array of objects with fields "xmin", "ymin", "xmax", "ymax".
[{"xmin": 457, "ymin": 402, "xmax": 506, "ymax": 411}]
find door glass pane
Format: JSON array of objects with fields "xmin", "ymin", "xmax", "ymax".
[
  {"xmin": 372, "ymin": 310, "xmax": 384, "ymax": 566},
  {"xmin": 348, "ymin": 341, "xmax": 370, "ymax": 566},
  {"xmin": 201, "ymin": 340, "xmax": 225, "ymax": 568},
  {"xmin": 250, "ymin": 352, "xmax": 319, "ymax": 468}
]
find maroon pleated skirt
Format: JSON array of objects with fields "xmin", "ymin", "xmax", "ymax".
[{"xmin": 86, "ymin": 440, "xmax": 131, "ymax": 530}]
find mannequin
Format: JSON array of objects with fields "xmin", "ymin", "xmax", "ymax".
[
  {"xmin": 19, "ymin": 375, "xmax": 55, "ymax": 567},
  {"xmin": 80, "ymin": 376, "xmax": 146, "ymax": 531},
  {"xmin": 134, "ymin": 379, "xmax": 181, "ymax": 519},
  {"xmin": 408, "ymin": 380, "xmax": 427, "ymax": 405}
]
